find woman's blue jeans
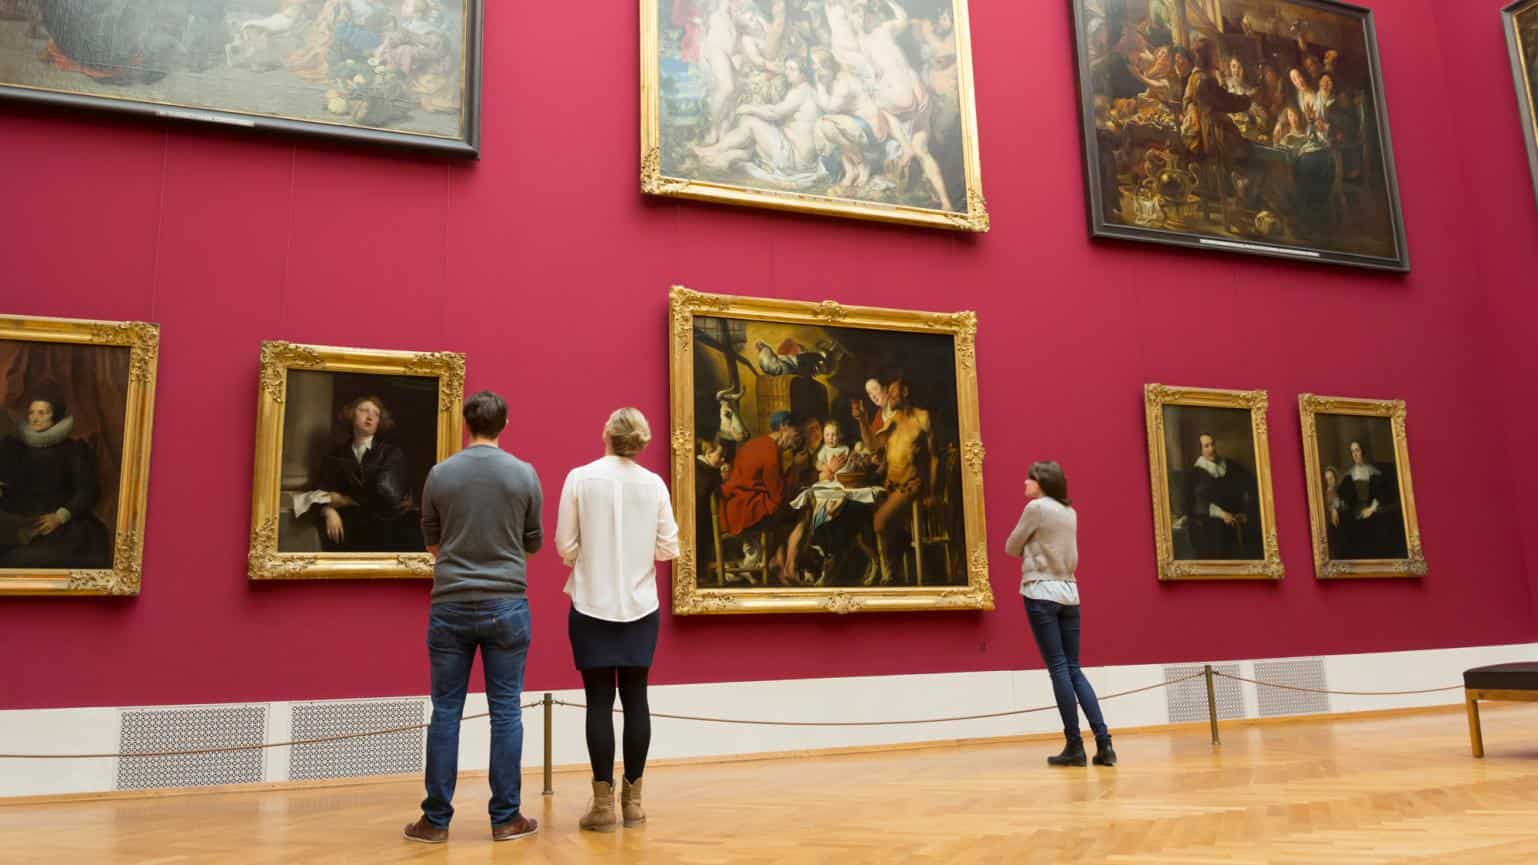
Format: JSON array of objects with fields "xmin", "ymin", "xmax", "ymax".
[{"xmin": 1025, "ymin": 598, "xmax": 1108, "ymax": 742}]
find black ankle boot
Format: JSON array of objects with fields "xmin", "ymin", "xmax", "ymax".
[
  {"xmin": 1092, "ymin": 735, "xmax": 1117, "ymax": 767},
  {"xmin": 1046, "ymin": 737, "xmax": 1086, "ymax": 767}
]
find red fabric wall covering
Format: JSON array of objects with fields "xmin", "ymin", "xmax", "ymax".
[{"xmin": 0, "ymin": 0, "xmax": 1533, "ymax": 710}]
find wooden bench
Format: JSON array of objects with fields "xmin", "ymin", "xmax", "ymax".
[{"xmin": 1463, "ymin": 662, "xmax": 1538, "ymax": 757}]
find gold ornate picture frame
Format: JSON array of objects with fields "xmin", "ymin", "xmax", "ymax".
[
  {"xmin": 0, "ymin": 314, "xmax": 159, "ymax": 597},
  {"xmin": 669, "ymin": 286, "xmax": 993, "ymax": 615},
  {"xmin": 1144, "ymin": 384, "xmax": 1284, "ymax": 581},
  {"xmin": 641, "ymin": 0, "xmax": 989, "ymax": 232},
  {"xmin": 248, "ymin": 341, "xmax": 464, "ymax": 581},
  {"xmin": 1298, "ymin": 394, "xmax": 1426, "ymax": 579}
]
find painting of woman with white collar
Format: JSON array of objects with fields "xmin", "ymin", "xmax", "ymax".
[
  {"xmin": 0, "ymin": 392, "xmax": 114, "ymax": 569},
  {"xmin": 279, "ymin": 371, "xmax": 437, "ymax": 554},
  {"xmin": 1316, "ymin": 416, "xmax": 1407, "ymax": 561}
]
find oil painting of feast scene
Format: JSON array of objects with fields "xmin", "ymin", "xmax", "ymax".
[
  {"xmin": 1073, "ymin": 0, "xmax": 1407, "ymax": 269},
  {"xmin": 688, "ymin": 314, "xmax": 970, "ymax": 591}
]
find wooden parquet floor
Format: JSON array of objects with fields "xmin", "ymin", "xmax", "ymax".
[{"xmin": 2, "ymin": 706, "xmax": 1535, "ymax": 864}]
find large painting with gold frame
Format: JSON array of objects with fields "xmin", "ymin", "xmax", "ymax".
[
  {"xmin": 1144, "ymin": 384, "xmax": 1283, "ymax": 581},
  {"xmin": 1298, "ymin": 394, "xmax": 1426, "ymax": 579},
  {"xmin": 1505, "ymin": 0, "xmax": 1538, "ymax": 207},
  {"xmin": 248, "ymin": 341, "xmax": 463, "ymax": 581},
  {"xmin": 1071, "ymin": 0, "xmax": 1410, "ymax": 271},
  {"xmin": 641, "ymin": 0, "xmax": 989, "ymax": 232},
  {"xmin": 0, "ymin": 314, "xmax": 159, "ymax": 597},
  {"xmin": 669, "ymin": 286, "xmax": 993, "ymax": 614},
  {"xmin": 0, "ymin": 0, "xmax": 484, "ymax": 156}
]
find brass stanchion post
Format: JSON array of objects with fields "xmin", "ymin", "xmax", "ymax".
[
  {"xmin": 1204, "ymin": 665, "xmax": 1221, "ymax": 747},
  {"xmin": 542, "ymin": 693, "xmax": 554, "ymax": 796}
]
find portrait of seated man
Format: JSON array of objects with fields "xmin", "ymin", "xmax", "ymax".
[{"xmin": 278, "ymin": 372, "xmax": 438, "ymax": 554}]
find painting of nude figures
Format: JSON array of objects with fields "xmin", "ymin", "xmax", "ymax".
[
  {"xmin": 1504, "ymin": 0, "xmax": 1538, "ymax": 207},
  {"xmin": 668, "ymin": 287, "xmax": 994, "ymax": 615},
  {"xmin": 643, "ymin": 0, "xmax": 989, "ymax": 232},
  {"xmin": 1071, "ymin": 0, "xmax": 1408, "ymax": 270},
  {"xmin": 0, "ymin": 0, "xmax": 482, "ymax": 155},
  {"xmin": 0, "ymin": 315, "xmax": 159, "ymax": 597}
]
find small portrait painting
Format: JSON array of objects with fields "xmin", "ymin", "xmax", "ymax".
[
  {"xmin": 278, "ymin": 374, "xmax": 438, "ymax": 554},
  {"xmin": 1144, "ymin": 384, "xmax": 1283, "ymax": 580},
  {"xmin": 0, "ymin": 316, "xmax": 158, "ymax": 596},
  {"xmin": 248, "ymin": 342, "xmax": 463, "ymax": 580},
  {"xmin": 1299, "ymin": 395, "xmax": 1425, "ymax": 578}
]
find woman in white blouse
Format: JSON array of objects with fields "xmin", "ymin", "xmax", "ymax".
[{"xmin": 555, "ymin": 407, "xmax": 680, "ymax": 832}]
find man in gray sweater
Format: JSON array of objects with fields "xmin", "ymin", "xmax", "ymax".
[{"xmin": 404, "ymin": 391, "xmax": 543, "ymax": 844}]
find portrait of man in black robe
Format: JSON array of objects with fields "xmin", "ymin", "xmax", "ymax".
[{"xmin": 1182, "ymin": 432, "xmax": 1261, "ymax": 560}]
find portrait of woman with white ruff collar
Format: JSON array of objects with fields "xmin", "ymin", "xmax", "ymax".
[{"xmin": 0, "ymin": 315, "xmax": 159, "ymax": 595}]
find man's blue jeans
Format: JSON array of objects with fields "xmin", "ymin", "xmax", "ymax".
[
  {"xmin": 1025, "ymin": 598, "xmax": 1108, "ymax": 742},
  {"xmin": 422, "ymin": 598, "xmax": 531, "ymax": 827}
]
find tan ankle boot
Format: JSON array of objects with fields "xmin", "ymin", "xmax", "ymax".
[
  {"xmin": 620, "ymin": 777, "xmax": 645, "ymax": 827},
  {"xmin": 579, "ymin": 780, "xmax": 617, "ymax": 832}
]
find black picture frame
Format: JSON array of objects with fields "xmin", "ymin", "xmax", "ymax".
[
  {"xmin": 1504, "ymin": 0, "xmax": 1538, "ymax": 208},
  {"xmin": 0, "ymin": 0, "xmax": 484, "ymax": 157},
  {"xmin": 1069, "ymin": 0, "xmax": 1410, "ymax": 271}
]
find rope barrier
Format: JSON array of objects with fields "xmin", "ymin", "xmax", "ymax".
[
  {"xmin": 1211, "ymin": 670, "xmax": 1463, "ymax": 697},
  {"xmin": 0, "ymin": 702, "xmax": 544, "ymax": 760},
  {"xmin": 0, "ymin": 675, "xmax": 1202, "ymax": 759},
  {"xmin": 550, "ymin": 671, "xmax": 1206, "ymax": 728},
  {"xmin": 0, "ymin": 669, "xmax": 1469, "ymax": 760}
]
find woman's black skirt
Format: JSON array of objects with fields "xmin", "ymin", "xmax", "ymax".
[{"xmin": 568, "ymin": 606, "xmax": 660, "ymax": 670}]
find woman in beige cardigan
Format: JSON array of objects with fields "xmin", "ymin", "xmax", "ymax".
[{"xmin": 1005, "ymin": 461, "xmax": 1115, "ymax": 768}]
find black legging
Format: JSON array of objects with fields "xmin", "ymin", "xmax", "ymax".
[{"xmin": 581, "ymin": 667, "xmax": 651, "ymax": 785}]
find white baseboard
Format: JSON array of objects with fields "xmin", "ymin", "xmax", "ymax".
[{"xmin": 2, "ymin": 641, "xmax": 1532, "ymax": 799}]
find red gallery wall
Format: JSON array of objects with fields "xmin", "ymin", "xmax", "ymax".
[
  {"xmin": 1430, "ymin": 0, "xmax": 1538, "ymax": 610},
  {"xmin": 1, "ymin": 0, "xmax": 1535, "ymax": 711}
]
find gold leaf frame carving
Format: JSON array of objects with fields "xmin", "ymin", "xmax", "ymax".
[
  {"xmin": 247, "ymin": 341, "xmax": 464, "ymax": 581},
  {"xmin": 0, "ymin": 315, "xmax": 159, "ymax": 596},
  {"xmin": 1298, "ymin": 394, "xmax": 1426, "ymax": 580},
  {"xmin": 640, "ymin": 0, "xmax": 989, "ymax": 232},
  {"xmin": 669, "ymin": 286, "xmax": 994, "ymax": 614},
  {"xmin": 1144, "ymin": 384, "xmax": 1284, "ymax": 581}
]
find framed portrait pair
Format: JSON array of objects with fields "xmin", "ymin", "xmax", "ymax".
[{"xmin": 1144, "ymin": 383, "xmax": 1426, "ymax": 582}]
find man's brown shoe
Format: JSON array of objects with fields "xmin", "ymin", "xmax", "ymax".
[
  {"xmin": 402, "ymin": 816, "xmax": 448, "ymax": 844},
  {"xmin": 492, "ymin": 814, "xmax": 539, "ymax": 842}
]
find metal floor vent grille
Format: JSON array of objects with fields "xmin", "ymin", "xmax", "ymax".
[
  {"xmin": 1163, "ymin": 663, "xmax": 1245, "ymax": 723},
  {"xmin": 116, "ymin": 706, "xmax": 267, "ymax": 790},
  {"xmin": 1254, "ymin": 658, "xmax": 1330, "ymax": 717},
  {"xmin": 289, "ymin": 699, "xmax": 425, "ymax": 781}
]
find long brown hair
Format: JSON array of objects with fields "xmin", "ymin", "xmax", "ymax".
[{"xmin": 1028, "ymin": 461, "xmax": 1072, "ymax": 507}]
